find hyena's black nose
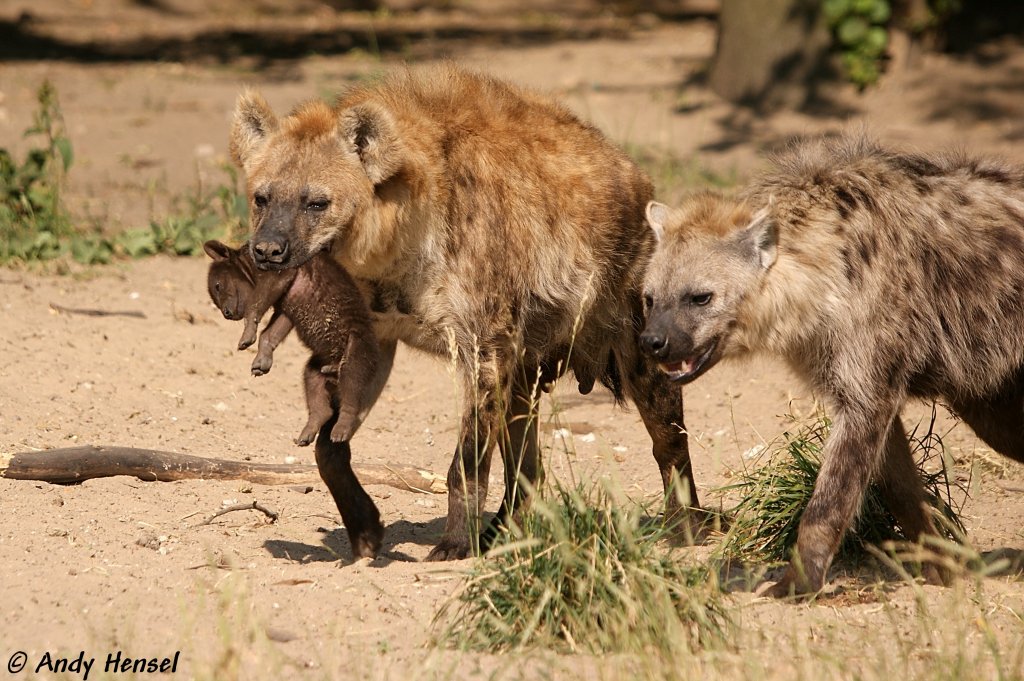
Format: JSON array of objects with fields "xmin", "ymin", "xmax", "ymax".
[
  {"xmin": 640, "ymin": 331, "xmax": 669, "ymax": 359},
  {"xmin": 252, "ymin": 237, "xmax": 289, "ymax": 265}
]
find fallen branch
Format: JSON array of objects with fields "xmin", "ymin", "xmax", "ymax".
[
  {"xmin": 995, "ymin": 479, "xmax": 1024, "ymax": 494},
  {"xmin": 199, "ymin": 500, "xmax": 279, "ymax": 526},
  {"xmin": 0, "ymin": 446, "xmax": 447, "ymax": 494}
]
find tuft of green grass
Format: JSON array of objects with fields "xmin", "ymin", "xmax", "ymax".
[
  {"xmin": 718, "ymin": 411, "xmax": 967, "ymax": 566},
  {"xmin": 434, "ymin": 477, "xmax": 730, "ymax": 656}
]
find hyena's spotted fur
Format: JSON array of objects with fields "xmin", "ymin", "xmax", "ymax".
[
  {"xmin": 641, "ymin": 135, "xmax": 1024, "ymax": 596},
  {"xmin": 228, "ymin": 64, "xmax": 701, "ymax": 560}
]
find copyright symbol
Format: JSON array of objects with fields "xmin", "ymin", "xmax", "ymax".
[{"xmin": 8, "ymin": 651, "xmax": 28, "ymax": 673}]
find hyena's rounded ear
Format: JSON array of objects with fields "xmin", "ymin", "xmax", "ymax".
[
  {"xmin": 645, "ymin": 201, "xmax": 670, "ymax": 243},
  {"xmin": 203, "ymin": 240, "xmax": 232, "ymax": 262},
  {"xmin": 338, "ymin": 103, "xmax": 405, "ymax": 186},
  {"xmin": 739, "ymin": 207, "xmax": 779, "ymax": 270},
  {"xmin": 229, "ymin": 90, "xmax": 278, "ymax": 168}
]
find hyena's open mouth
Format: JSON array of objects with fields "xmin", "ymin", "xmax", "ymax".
[{"xmin": 658, "ymin": 340, "xmax": 719, "ymax": 384}]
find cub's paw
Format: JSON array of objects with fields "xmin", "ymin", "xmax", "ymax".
[
  {"xmin": 329, "ymin": 423, "xmax": 354, "ymax": 444},
  {"xmin": 294, "ymin": 429, "xmax": 316, "ymax": 447},
  {"xmin": 251, "ymin": 355, "xmax": 273, "ymax": 376},
  {"xmin": 237, "ymin": 328, "xmax": 257, "ymax": 351}
]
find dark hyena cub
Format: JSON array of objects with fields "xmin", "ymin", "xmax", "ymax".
[
  {"xmin": 204, "ymin": 240, "xmax": 382, "ymax": 445},
  {"xmin": 640, "ymin": 135, "xmax": 1024, "ymax": 596}
]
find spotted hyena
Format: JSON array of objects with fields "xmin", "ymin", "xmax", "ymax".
[
  {"xmin": 227, "ymin": 64, "xmax": 702, "ymax": 560},
  {"xmin": 640, "ymin": 135, "xmax": 1024, "ymax": 596}
]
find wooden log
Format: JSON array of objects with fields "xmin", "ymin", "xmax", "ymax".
[{"xmin": 0, "ymin": 446, "xmax": 446, "ymax": 494}]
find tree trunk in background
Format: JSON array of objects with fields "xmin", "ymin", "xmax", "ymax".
[{"xmin": 709, "ymin": 0, "xmax": 837, "ymax": 112}]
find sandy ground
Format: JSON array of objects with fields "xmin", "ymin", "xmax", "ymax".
[{"xmin": 1, "ymin": 3, "xmax": 1023, "ymax": 679}]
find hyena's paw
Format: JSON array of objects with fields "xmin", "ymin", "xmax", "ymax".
[
  {"xmin": 237, "ymin": 330, "xmax": 257, "ymax": 351},
  {"xmin": 329, "ymin": 421, "xmax": 354, "ymax": 444},
  {"xmin": 351, "ymin": 526, "xmax": 384, "ymax": 560},
  {"xmin": 756, "ymin": 564, "xmax": 822, "ymax": 601},
  {"xmin": 320, "ymin": 363, "xmax": 342, "ymax": 375},
  {"xmin": 921, "ymin": 562, "xmax": 953, "ymax": 587},
  {"xmin": 425, "ymin": 538, "xmax": 471, "ymax": 562},
  {"xmin": 294, "ymin": 427, "xmax": 317, "ymax": 447},
  {"xmin": 251, "ymin": 353, "xmax": 273, "ymax": 376}
]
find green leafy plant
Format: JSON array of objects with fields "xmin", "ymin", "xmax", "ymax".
[
  {"xmin": 113, "ymin": 163, "xmax": 248, "ymax": 259},
  {"xmin": 719, "ymin": 411, "xmax": 966, "ymax": 565},
  {"xmin": 1, "ymin": 80, "xmax": 247, "ymax": 267},
  {"xmin": 435, "ymin": 477, "xmax": 730, "ymax": 655},
  {"xmin": 823, "ymin": 0, "xmax": 892, "ymax": 88},
  {"xmin": 0, "ymin": 80, "xmax": 77, "ymax": 263}
]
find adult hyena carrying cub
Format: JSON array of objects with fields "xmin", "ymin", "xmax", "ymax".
[
  {"xmin": 228, "ymin": 64, "xmax": 700, "ymax": 560},
  {"xmin": 641, "ymin": 135, "xmax": 1024, "ymax": 595}
]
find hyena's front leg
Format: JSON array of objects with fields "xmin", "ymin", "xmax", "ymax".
[
  {"xmin": 426, "ymin": 346, "xmax": 507, "ymax": 562},
  {"xmin": 480, "ymin": 367, "xmax": 544, "ymax": 550},
  {"xmin": 766, "ymin": 398, "xmax": 901, "ymax": 597},
  {"xmin": 314, "ymin": 412, "xmax": 383, "ymax": 559},
  {"xmin": 251, "ymin": 310, "xmax": 293, "ymax": 376},
  {"xmin": 623, "ymin": 349, "xmax": 701, "ymax": 537}
]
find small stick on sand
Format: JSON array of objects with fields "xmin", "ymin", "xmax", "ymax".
[
  {"xmin": 199, "ymin": 500, "xmax": 279, "ymax": 526},
  {"xmin": 49, "ymin": 302, "xmax": 147, "ymax": 319}
]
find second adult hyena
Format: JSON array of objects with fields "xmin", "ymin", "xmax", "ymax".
[
  {"xmin": 640, "ymin": 135, "xmax": 1024, "ymax": 596},
  {"xmin": 227, "ymin": 64, "xmax": 700, "ymax": 560}
]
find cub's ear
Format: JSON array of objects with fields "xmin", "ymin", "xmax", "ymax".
[
  {"xmin": 738, "ymin": 207, "xmax": 778, "ymax": 270},
  {"xmin": 645, "ymin": 201, "xmax": 670, "ymax": 243},
  {"xmin": 230, "ymin": 90, "xmax": 278, "ymax": 168},
  {"xmin": 203, "ymin": 240, "xmax": 232, "ymax": 262},
  {"xmin": 339, "ymin": 102, "xmax": 404, "ymax": 185}
]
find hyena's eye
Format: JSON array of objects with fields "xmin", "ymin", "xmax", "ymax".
[
  {"xmin": 306, "ymin": 199, "xmax": 330, "ymax": 212},
  {"xmin": 253, "ymin": 193, "xmax": 269, "ymax": 209},
  {"xmin": 691, "ymin": 293, "xmax": 713, "ymax": 306},
  {"xmin": 642, "ymin": 293, "xmax": 653, "ymax": 311}
]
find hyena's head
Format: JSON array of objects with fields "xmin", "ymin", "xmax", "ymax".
[
  {"xmin": 640, "ymin": 194, "xmax": 778, "ymax": 384},
  {"xmin": 229, "ymin": 91, "xmax": 406, "ymax": 271},
  {"xmin": 204, "ymin": 240, "xmax": 256, "ymax": 321}
]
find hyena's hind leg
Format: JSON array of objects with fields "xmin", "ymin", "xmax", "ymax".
[
  {"xmin": 296, "ymin": 360, "xmax": 335, "ymax": 447},
  {"xmin": 951, "ymin": 379, "xmax": 1024, "ymax": 463},
  {"xmin": 875, "ymin": 417, "xmax": 948, "ymax": 585},
  {"xmin": 618, "ymin": 344, "xmax": 702, "ymax": 539},
  {"xmin": 330, "ymin": 334, "xmax": 382, "ymax": 444}
]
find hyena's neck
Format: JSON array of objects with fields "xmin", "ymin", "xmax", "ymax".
[
  {"xmin": 340, "ymin": 190, "xmax": 439, "ymax": 281},
  {"xmin": 733, "ymin": 257, "xmax": 834, "ymax": 361}
]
